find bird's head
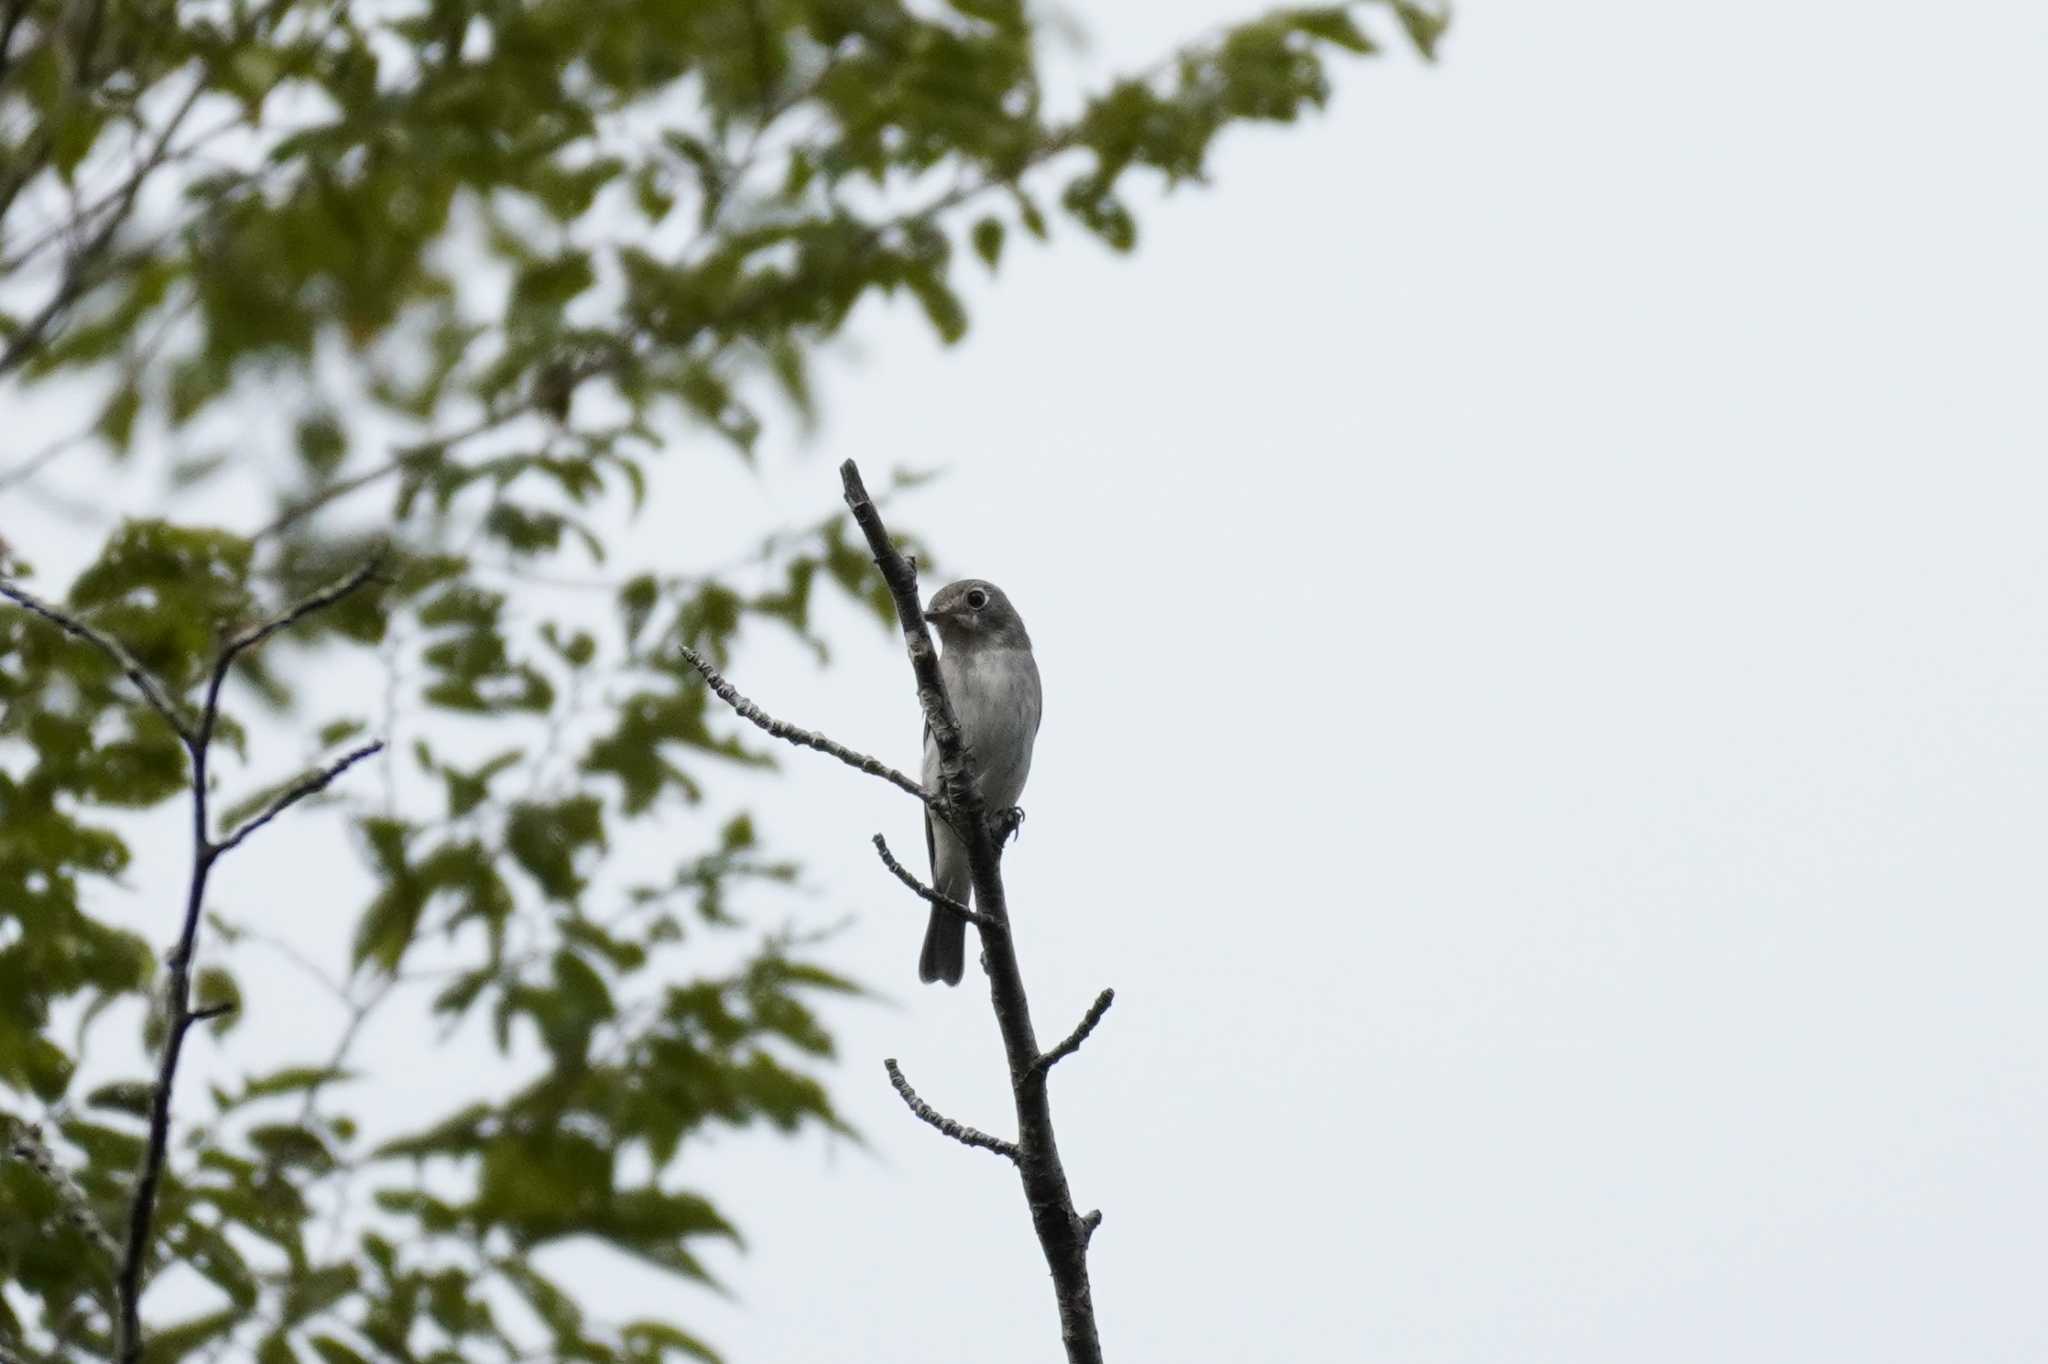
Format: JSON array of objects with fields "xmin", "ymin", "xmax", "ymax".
[{"xmin": 922, "ymin": 579, "xmax": 1030, "ymax": 649}]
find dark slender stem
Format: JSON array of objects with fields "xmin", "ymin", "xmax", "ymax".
[
  {"xmin": 213, "ymin": 742, "xmax": 383, "ymax": 853},
  {"xmin": 841, "ymin": 459, "xmax": 1105, "ymax": 1364},
  {"xmin": 116, "ymin": 710, "xmax": 216, "ymax": 1361}
]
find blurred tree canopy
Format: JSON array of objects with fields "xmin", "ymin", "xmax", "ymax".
[{"xmin": 0, "ymin": 0, "xmax": 1443, "ymax": 1358}]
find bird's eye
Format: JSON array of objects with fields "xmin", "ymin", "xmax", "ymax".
[{"xmin": 965, "ymin": 589, "xmax": 989, "ymax": 611}]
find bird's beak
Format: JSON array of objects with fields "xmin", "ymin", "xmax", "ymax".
[{"xmin": 922, "ymin": 607, "xmax": 943, "ymax": 624}]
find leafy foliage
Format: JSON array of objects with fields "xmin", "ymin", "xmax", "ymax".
[{"xmin": 0, "ymin": 0, "xmax": 1442, "ymax": 1357}]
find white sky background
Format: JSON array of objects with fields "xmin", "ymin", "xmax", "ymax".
[{"xmin": 9, "ymin": 0, "xmax": 2048, "ymax": 1360}]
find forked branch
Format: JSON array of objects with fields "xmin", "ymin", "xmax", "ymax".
[{"xmin": 1, "ymin": 560, "xmax": 387, "ymax": 1363}]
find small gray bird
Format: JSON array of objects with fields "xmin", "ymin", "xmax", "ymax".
[{"xmin": 919, "ymin": 579, "xmax": 1042, "ymax": 985}]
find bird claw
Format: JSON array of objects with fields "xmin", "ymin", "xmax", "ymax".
[{"xmin": 992, "ymin": 806, "xmax": 1026, "ymax": 846}]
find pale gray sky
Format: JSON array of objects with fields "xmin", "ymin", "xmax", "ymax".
[{"xmin": 12, "ymin": 1, "xmax": 2048, "ymax": 1360}]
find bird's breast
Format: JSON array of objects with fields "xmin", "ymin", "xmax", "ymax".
[{"xmin": 934, "ymin": 645, "xmax": 1041, "ymax": 809}]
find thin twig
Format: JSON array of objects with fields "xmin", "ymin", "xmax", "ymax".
[
  {"xmin": 0, "ymin": 77, "xmax": 208, "ymax": 379},
  {"xmin": 871, "ymin": 834, "xmax": 990, "ymax": 928},
  {"xmin": 0, "ymin": 428, "xmax": 92, "ymax": 491},
  {"xmin": 1032, "ymin": 990, "xmax": 1115, "ymax": 1076},
  {"xmin": 678, "ymin": 643, "xmax": 932, "ymax": 805},
  {"xmin": 883, "ymin": 1060, "xmax": 1019, "ymax": 1163},
  {"xmin": 0, "ymin": 580, "xmax": 194, "ymax": 739},
  {"xmin": 255, "ymin": 433, "xmax": 461, "ymax": 545},
  {"xmin": 213, "ymin": 742, "xmax": 384, "ymax": 854},
  {"xmin": 215, "ymin": 557, "xmax": 385, "ymax": 668}
]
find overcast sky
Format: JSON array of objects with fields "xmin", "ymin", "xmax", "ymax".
[{"xmin": 13, "ymin": 1, "xmax": 2048, "ymax": 1360}]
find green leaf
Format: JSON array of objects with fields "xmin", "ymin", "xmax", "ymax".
[
  {"xmin": 971, "ymin": 216, "xmax": 1005, "ymax": 270},
  {"xmin": 296, "ymin": 411, "xmax": 348, "ymax": 476},
  {"xmin": 14, "ymin": 1032, "xmax": 76, "ymax": 1101},
  {"xmin": 1392, "ymin": 1, "xmax": 1451, "ymax": 59},
  {"xmin": 248, "ymin": 1122, "xmax": 338, "ymax": 1171},
  {"xmin": 623, "ymin": 1320, "xmax": 723, "ymax": 1364},
  {"xmin": 86, "ymin": 1079, "xmax": 156, "ymax": 1118},
  {"xmin": 258, "ymin": 1335, "xmax": 301, "ymax": 1364},
  {"xmin": 97, "ymin": 382, "xmax": 142, "ymax": 453},
  {"xmin": 512, "ymin": 252, "xmax": 596, "ymax": 315},
  {"xmin": 1286, "ymin": 7, "xmax": 1377, "ymax": 54},
  {"xmin": 505, "ymin": 797, "xmax": 606, "ymax": 902},
  {"xmin": 309, "ymin": 1337, "xmax": 371, "ymax": 1364},
  {"xmin": 240, "ymin": 1066, "xmax": 357, "ymax": 1101},
  {"xmin": 195, "ymin": 965, "xmax": 242, "ymax": 1033},
  {"xmin": 142, "ymin": 1307, "xmax": 241, "ymax": 1362}
]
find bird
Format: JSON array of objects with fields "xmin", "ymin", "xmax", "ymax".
[{"xmin": 919, "ymin": 578, "xmax": 1041, "ymax": 985}]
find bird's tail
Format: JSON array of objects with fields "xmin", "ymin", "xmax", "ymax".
[{"xmin": 918, "ymin": 905, "xmax": 966, "ymax": 986}]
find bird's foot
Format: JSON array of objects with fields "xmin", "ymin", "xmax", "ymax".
[{"xmin": 992, "ymin": 806, "xmax": 1027, "ymax": 847}]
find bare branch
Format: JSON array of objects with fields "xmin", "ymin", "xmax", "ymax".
[
  {"xmin": 871, "ymin": 834, "xmax": 991, "ymax": 929},
  {"xmin": 679, "ymin": 643, "xmax": 932, "ymax": 805},
  {"xmin": 187, "ymin": 1001, "xmax": 237, "ymax": 1024},
  {"xmin": 842, "ymin": 459, "xmax": 1105, "ymax": 1364},
  {"xmin": 1078, "ymin": 1209, "xmax": 1102, "ymax": 1245},
  {"xmin": 1033, "ymin": 989, "xmax": 1115, "ymax": 1076},
  {"xmin": 884, "ymin": 1059, "xmax": 1019, "ymax": 1163},
  {"xmin": 213, "ymin": 742, "xmax": 384, "ymax": 855},
  {"xmin": 0, "ymin": 580, "xmax": 194, "ymax": 740},
  {"xmin": 840, "ymin": 466, "xmax": 966, "ymax": 760}
]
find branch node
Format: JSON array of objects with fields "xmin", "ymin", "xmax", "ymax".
[
  {"xmin": 1032, "ymin": 989, "xmax": 1115, "ymax": 1076},
  {"xmin": 884, "ymin": 1059, "xmax": 1019, "ymax": 1163},
  {"xmin": 1079, "ymin": 1209, "xmax": 1103, "ymax": 1245}
]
